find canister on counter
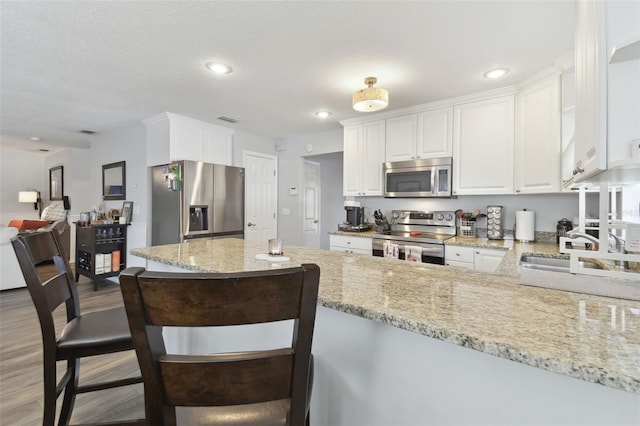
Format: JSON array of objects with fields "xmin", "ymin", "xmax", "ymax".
[{"xmin": 486, "ymin": 205, "xmax": 504, "ymax": 240}]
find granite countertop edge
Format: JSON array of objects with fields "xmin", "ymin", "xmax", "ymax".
[
  {"xmin": 130, "ymin": 242, "xmax": 640, "ymax": 394},
  {"xmin": 318, "ymin": 298, "xmax": 639, "ymax": 394}
]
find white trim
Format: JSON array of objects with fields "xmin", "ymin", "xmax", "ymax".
[
  {"xmin": 142, "ymin": 112, "xmax": 235, "ymax": 135},
  {"xmin": 339, "ymin": 86, "xmax": 518, "ymax": 127},
  {"xmin": 516, "ymin": 65, "xmax": 563, "ymax": 89}
]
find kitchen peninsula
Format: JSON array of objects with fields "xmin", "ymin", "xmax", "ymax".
[{"xmin": 131, "ymin": 238, "xmax": 639, "ymax": 426}]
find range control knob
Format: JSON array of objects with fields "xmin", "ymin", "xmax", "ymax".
[
  {"xmin": 437, "ymin": 214, "xmax": 444, "ymax": 221},
  {"xmin": 445, "ymin": 214, "xmax": 453, "ymax": 221},
  {"xmin": 392, "ymin": 212, "xmax": 399, "ymax": 219},
  {"xmin": 400, "ymin": 212, "xmax": 406, "ymax": 218}
]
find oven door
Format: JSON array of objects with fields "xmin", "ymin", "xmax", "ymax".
[{"xmin": 372, "ymin": 238, "xmax": 445, "ymax": 265}]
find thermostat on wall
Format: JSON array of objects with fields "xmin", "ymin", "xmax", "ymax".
[{"xmin": 289, "ymin": 187, "xmax": 298, "ymax": 196}]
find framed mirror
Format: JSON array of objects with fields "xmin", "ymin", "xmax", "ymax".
[
  {"xmin": 49, "ymin": 166, "xmax": 63, "ymax": 201},
  {"xmin": 102, "ymin": 161, "xmax": 126, "ymax": 200}
]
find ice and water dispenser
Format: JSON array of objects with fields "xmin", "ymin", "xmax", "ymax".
[{"xmin": 189, "ymin": 205, "xmax": 209, "ymax": 232}]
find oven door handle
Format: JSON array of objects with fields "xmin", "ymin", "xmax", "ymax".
[{"xmin": 398, "ymin": 244, "xmax": 442, "ymax": 256}]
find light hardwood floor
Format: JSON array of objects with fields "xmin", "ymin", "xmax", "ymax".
[{"xmin": 0, "ymin": 265, "xmax": 145, "ymax": 425}]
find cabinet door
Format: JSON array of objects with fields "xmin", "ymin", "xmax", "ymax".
[
  {"xmin": 445, "ymin": 245, "xmax": 474, "ymax": 263},
  {"xmin": 515, "ymin": 74, "xmax": 561, "ymax": 194},
  {"xmin": 201, "ymin": 127, "xmax": 232, "ymax": 165},
  {"xmin": 574, "ymin": 0, "xmax": 607, "ymax": 181},
  {"xmin": 170, "ymin": 120, "xmax": 201, "ymax": 161},
  {"xmin": 385, "ymin": 114, "xmax": 417, "ymax": 162},
  {"xmin": 416, "ymin": 107, "xmax": 453, "ymax": 158},
  {"xmin": 453, "ymin": 96, "xmax": 515, "ymax": 195},
  {"xmin": 362, "ymin": 120, "xmax": 385, "ymax": 195},
  {"xmin": 473, "ymin": 248, "xmax": 506, "ymax": 273},
  {"xmin": 343, "ymin": 125, "xmax": 362, "ymax": 196}
]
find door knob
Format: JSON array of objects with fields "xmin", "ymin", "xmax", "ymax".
[
  {"xmin": 313, "ymin": 220, "xmax": 319, "ymax": 224},
  {"xmin": 247, "ymin": 222, "xmax": 256, "ymax": 227}
]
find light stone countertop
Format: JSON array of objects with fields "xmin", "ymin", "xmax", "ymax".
[{"xmin": 130, "ymin": 238, "xmax": 640, "ymax": 394}]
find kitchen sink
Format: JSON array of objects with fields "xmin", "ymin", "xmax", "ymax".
[{"xmin": 519, "ymin": 255, "xmax": 603, "ymax": 273}]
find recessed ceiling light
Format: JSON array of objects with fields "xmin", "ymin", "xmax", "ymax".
[
  {"xmin": 30, "ymin": 136, "xmax": 41, "ymax": 141},
  {"xmin": 315, "ymin": 111, "xmax": 332, "ymax": 119},
  {"xmin": 206, "ymin": 62, "xmax": 233, "ymax": 74},
  {"xmin": 483, "ymin": 67, "xmax": 510, "ymax": 79}
]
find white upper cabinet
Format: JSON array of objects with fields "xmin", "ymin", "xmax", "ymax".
[
  {"xmin": 144, "ymin": 112, "xmax": 233, "ymax": 167},
  {"xmin": 452, "ymin": 95, "xmax": 515, "ymax": 195},
  {"xmin": 343, "ymin": 120, "xmax": 385, "ymax": 196},
  {"xmin": 573, "ymin": 0, "xmax": 608, "ymax": 181},
  {"xmin": 606, "ymin": 0, "xmax": 640, "ymax": 168},
  {"xmin": 515, "ymin": 72, "xmax": 562, "ymax": 194},
  {"xmin": 385, "ymin": 114, "xmax": 417, "ymax": 162},
  {"xmin": 416, "ymin": 107, "xmax": 453, "ymax": 158},
  {"xmin": 385, "ymin": 108, "xmax": 452, "ymax": 162}
]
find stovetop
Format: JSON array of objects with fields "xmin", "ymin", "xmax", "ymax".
[{"xmin": 372, "ymin": 210, "xmax": 457, "ymax": 245}]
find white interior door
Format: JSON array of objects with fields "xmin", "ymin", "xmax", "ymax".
[
  {"xmin": 303, "ymin": 160, "xmax": 321, "ymax": 248},
  {"xmin": 243, "ymin": 151, "xmax": 277, "ymax": 244}
]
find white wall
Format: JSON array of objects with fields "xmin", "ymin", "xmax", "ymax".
[
  {"xmin": 0, "ymin": 150, "xmax": 47, "ymax": 224},
  {"xmin": 90, "ymin": 123, "xmax": 148, "ymax": 268},
  {"xmin": 276, "ymin": 129, "xmax": 343, "ymax": 245},
  {"xmin": 233, "ymin": 130, "xmax": 276, "ymax": 167},
  {"xmin": 356, "ymin": 192, "xmax": 599, "ymax": 232},
  {"xmin": 304, "ymin": 152, "xmax": 344, "ymax": 250}
]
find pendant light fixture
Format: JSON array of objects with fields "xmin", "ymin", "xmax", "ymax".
[{"xmin": 352, "ymin": 77, "xmax": 389, "ymax": 112}]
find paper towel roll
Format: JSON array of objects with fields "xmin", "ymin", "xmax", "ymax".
[{"xmin": 515, "ymin": 210, "xmax": 535, "ymax": 242}]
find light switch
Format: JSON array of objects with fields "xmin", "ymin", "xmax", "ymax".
[{"xmin": 289, "ymin": 187, "xmax": 298, "ymax": 196}]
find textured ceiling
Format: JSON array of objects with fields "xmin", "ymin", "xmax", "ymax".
[{"xmin": 0, "ymin": 1, "xmax": 576, "ymax": 154}]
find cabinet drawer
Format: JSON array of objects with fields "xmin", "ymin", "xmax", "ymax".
[
  {"xmin": 445, "ymin": 259, "xmax": 474, "ymax": 269},
  {"xmin": 445, "ymin": 245, "xmax": 474, "ymax": 263},
  {"xmin": 330, "ymin": 235, "xmax": 372, "ymax": 252}
]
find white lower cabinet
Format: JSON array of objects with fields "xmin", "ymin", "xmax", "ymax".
[
  {"xmin": 329, "ymin": 235, "xmax": 372, "ymax": 255},
  {"xmin": 445, "ymin": 245, "xmax": 506, "ymax": 273}
]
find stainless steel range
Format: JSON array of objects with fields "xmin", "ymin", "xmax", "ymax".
[{"xmin": 372, "ymin": 210, "xmax": 456, "ymax": 264}]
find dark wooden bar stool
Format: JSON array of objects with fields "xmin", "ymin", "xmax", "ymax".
[
  {"xmin": 119, "ymin": 263, "xmax": 320, "ymax": 426},
  {"xmin": 11, "ymin": 230, "xmax": 143, "ymax": 426}
]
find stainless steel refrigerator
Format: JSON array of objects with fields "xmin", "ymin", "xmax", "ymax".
[{"xmin": 151, "ymin": 161, "xmax": 244, "ymax": 245}]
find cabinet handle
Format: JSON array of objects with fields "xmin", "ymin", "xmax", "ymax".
[
  {"xmin": 475, "ymin": 251, "xmax": 480, "ymax": 254},
  {"xmin": 515, "ymin": 190, "xmax": 521, "ymax": 193},
  {"xmin": 456, "ymin": 253, "xmax": 460, "ymax": 256},
  {"xmin": 247, "ymin": 222, "xmax": 256, "ymax": 227}
]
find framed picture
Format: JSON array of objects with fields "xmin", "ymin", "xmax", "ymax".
[
  {"xmin": 121, "ymin": 201, "xmax": 133, "ymax": 224},
  {"xmin": 49, "ymin": 166, "xmax": 63, "ymax": 201}
]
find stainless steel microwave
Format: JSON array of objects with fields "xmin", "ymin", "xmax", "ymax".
[{"xmin": 383, "ymin": 157, "xmax": 452, "ymax": 198}]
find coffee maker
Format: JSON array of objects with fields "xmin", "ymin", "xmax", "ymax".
[{"xmin": 345, "ymin": 206, "xmax": 365, "ymax": 227}]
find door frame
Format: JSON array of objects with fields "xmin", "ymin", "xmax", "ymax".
[
  {"xmin": 243, "ymin": 150, "xmax": 278, "ymax": 241},
  {"xmin": 302, "ymin": 159, "xmax": 321, "ymax": 248}
]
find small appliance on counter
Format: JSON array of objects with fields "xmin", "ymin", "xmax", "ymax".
[
  {"xmin": 487, "ymin": 205, "xmax": 504, "ymax": 240},
  {"xmin": 339, "ymin": 203, "xmax": 371, "ymax": 232},
  {"xmin": 515, "ymin": 210, "xmax": 535, "ymax": 242}
]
